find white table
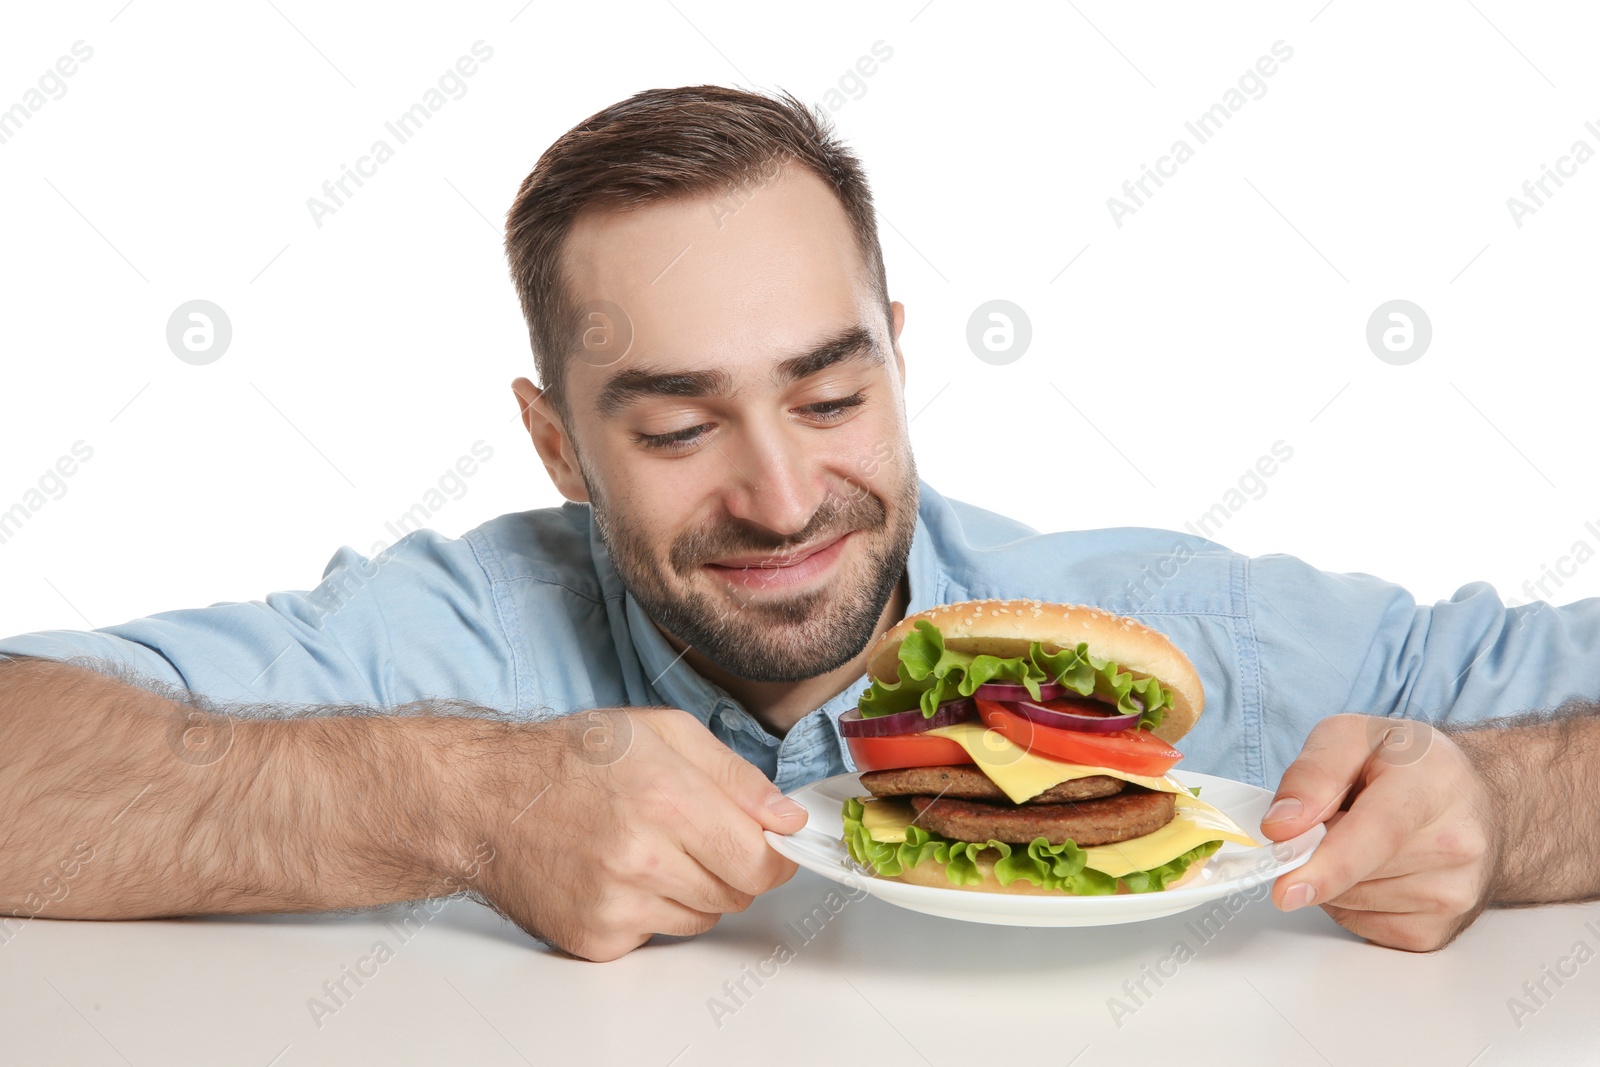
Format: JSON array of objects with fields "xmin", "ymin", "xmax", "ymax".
[{"xmin": 3, "ymin": 870, "xmax": 1595, "ymax": 1065}]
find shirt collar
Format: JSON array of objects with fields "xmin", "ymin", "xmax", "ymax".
[{"xmin": 591, "ymin": 481, "xmax": 948, "ymax": 727}]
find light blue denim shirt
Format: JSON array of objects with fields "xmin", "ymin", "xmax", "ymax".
[{"xmin": 3, "ymin": 481, "xmax": 1597, "ymax": 791}]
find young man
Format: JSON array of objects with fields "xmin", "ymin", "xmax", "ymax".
[{"xmin": 2, "ymin": 86, "xmax": 1596, "ymax": 962}]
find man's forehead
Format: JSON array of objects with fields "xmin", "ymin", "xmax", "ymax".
[{"xmin": 560, "ymin": 167, "xmax": 877, "ymax": 399}]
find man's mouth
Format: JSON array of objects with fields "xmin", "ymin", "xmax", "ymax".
[
  {"xmin": 702, "ymin": 532, "xmax": 854, "ymax": 590},
  {"xmin": 704, "ymin": 531, "xmax": 844, "ymax": 572}
]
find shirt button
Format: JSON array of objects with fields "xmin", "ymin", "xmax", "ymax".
[{"xmin": 718, "ymin": 707, "xmax": 740, "ymax": 730}]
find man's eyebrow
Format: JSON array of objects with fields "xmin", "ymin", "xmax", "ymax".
[
  {"xmin": 773, "ymin": 325, "xmax": 882, "ymax": 385},
  {"xmin": 594, "ymin": 366, "xmax": 733, "ymax": 417},
  {"xmin": 592, "ymin": 324, "xmax": 881, "ymax": 418}
]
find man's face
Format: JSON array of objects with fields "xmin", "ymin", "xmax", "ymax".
[{"xmin": 550, "ymin": 164, "xmax": 918, "ymax": 682}]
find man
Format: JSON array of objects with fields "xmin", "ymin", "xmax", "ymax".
[{"xmin": 1, "ymin": 86, "xmax": 1596, "ymax": 962}]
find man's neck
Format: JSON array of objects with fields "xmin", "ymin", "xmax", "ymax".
[{"xmin": 664, "ymin": 577, "xmax": 909, "ymax": 739}]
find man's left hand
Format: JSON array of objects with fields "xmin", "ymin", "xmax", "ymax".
[{"xmin": 1259, "ymin": 713, "xmax": 1500, "ymax": 951}]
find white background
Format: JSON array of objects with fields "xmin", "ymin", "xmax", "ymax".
[{"xmin": 2, "ymin": 1, "xmax": 1597, "ymax": 640}]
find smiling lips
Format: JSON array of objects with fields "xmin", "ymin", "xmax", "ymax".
[
  {"xmin": 703, "ymin": 532, "xmax": 853, "ymax": 591},
  {"xmin": 707, "ymin": 531, "xmax": 844, "ymax": 566}
]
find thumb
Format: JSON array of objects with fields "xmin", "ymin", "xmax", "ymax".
[
  {"xmin": 1261, "ymin": 714, "xmax": 1371, "ymax": 841},
  {"xmin": 752, "ymin": 783, "xmax": 809, "ymax": 833},
  {"xmin": 714, "ymin": 751, "xmax": 809, "ymax": 834},
  {"xmin": 649, "ymin": 708, "xmax": 809, "ymax": 833}
]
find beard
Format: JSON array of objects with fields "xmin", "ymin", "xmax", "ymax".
[{"xmin": 588, "ymin": 463, "xmax": 919, "ymax": 683}]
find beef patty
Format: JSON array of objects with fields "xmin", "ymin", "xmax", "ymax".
[
  {"xmin": 908, "ymin": 789, "xmax": 1176, "ymax": 846},
  {"xmin": 860, "ymin": 764, "xmax": 1125, "ymax": 805}
]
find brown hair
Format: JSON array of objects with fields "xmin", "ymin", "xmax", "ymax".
[{"xmin": 503, "ymin": 85, "xmax": 891, "ymax": 413}]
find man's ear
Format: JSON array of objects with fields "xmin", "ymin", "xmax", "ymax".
[
  {"xmin": 889, "ymin": 300, "xmax": 906, "ymax": 385},
  {"xmin": 511, "ymin": 377, "xmax": 590, "ymax": 503}
]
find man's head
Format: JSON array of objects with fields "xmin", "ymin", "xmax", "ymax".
[{"xmin": 504, "ymin": 85, "xmax": 917, "ymax": 683}]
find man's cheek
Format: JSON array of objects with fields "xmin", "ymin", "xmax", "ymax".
[{"xmin": 844, "ymin": 433, "xmax": 904, "ymax": 492}]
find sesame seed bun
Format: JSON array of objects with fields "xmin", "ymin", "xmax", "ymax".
[{"xmin": 866, "ymin": 598, "xmax": 1203, "ymax": 744}]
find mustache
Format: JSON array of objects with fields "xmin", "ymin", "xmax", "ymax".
[{"xmin": 669, "ymin": 487, "xmax": 886, "ymax": 574}]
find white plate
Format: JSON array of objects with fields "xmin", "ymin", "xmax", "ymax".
[{"xmin": 764, "ymin": 770, "xmax": 1323, "ymax": 926}]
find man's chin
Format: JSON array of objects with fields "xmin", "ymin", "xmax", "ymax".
[
  {"xmin": 631, "ymin": 491, "xmax": 918, "ymax": 683},
  {"xmin": 698, "ymin": 576, "xmax": 835, "ymax": 621},
  {"xmin": 665, "ymin": 578, "xmax": 887, "ymax": 682},
  {"xmin": 694, "ymin": 629, "xmax": 867, "ymax": 683}
]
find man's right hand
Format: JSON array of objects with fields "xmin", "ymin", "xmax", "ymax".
[
  {"xmin": 0, "ymin": 660, "xmax": 804, "ymax": 963},
  {"xmin": 467, "ymin": 707, "xmax": 808, "ymax": 962}
]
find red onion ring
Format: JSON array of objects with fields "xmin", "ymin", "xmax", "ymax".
[
  {"xmin": 1005, "ymin": 698, "xmax": 1139, "ymax": 734},
  {"xmin": 839, "ymin": 697, "xmax": 976, "ymax": 738}
]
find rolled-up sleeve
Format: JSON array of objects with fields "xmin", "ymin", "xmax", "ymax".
[
  {"xmin": 0, "ymin": 530, "xmax": 517, "ymax": 712},
  {"xmin": 1249, "ymin": 551, "xmax": 1600, "ymax": 777}
]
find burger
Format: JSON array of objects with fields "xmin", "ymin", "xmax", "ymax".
[{"xmin": 839, "ymin": 599, "xmax": 1260, "ymax": 894}]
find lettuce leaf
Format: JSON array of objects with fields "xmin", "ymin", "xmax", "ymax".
[
  {"xmin": 842, "ymin": 797, "xmax": 1220, "ymax": 894},
  {"xmin": 858, "ymin": 619, "xmax": 1172, "ymax": 732}
]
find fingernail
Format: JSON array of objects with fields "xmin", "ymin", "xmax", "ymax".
[
  {"xmin": 766, "ymin": 791, "xmax": 805, "ymax": 818},
  {"xmin": 1282, "ymin": 882, "xmax": 1316, "ymax": 910},
  {"xmin": 1263, "ymin": 796, "xmax": 1303, "ymax": 824}
]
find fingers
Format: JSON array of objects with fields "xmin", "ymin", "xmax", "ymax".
[
  {"xmin": 647, "ymin": 709, "xmax": 809, "ymax": 834},
  {"xmin": 503, "ymin": 706, "xmax": 807, "ymax": 962},
  {"xmin": 1263, "ymin": 722, "xmax": 1494, "ymax": 951},
  {"xmin": 567, "ymin": 899, "xmax": 724, "ymax": 962},
  {"xmin": 1259, "ymin": 714, "xmax": 1374, "ymax": 841},
  {"xmin": 625, "ymin": 844, "xmax": 756, "ymax": 916},
  {"xmin": 1318, "ymin": 868, "xmax": 1482, "ymax": 918},
  {"xmin": 1271, "ymin": 771, "xmax": 1436, "ymax": 911},
  {"xmin": 1318, "ymin": 901, "xmax": 1475, "ymax": 954},
  {"xmin": 650, "ymin": 776, "xmax": 798, "ymax": 896}
]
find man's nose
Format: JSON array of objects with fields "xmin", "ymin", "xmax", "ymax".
[{"xmin": 718, "ymin": 425, "xmax": 826, "ymax": 537}]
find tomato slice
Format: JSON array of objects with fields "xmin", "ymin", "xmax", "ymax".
[
  {"xmin": 845, "ymin": 732, "xmax": 974, "ymax": 772},
  {"xmin": 975, "ymin": 699, "xmax": 1183, "ymax": 776}
]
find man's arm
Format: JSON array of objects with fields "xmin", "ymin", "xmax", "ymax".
[
  {"xmin": 0, "ymin": 655, "xmax": 504, "ymax": 917},
  {"xmin": 1454, "ymin": 705, "xmax": 1600, "ymax": 906},
  {"xmin": 0, "ymin": 657, "xmax": 806, "ymax": 960},
  {"xmin": 1259, "ymin": 705, "xmax": 1600, "ymax": 951}
]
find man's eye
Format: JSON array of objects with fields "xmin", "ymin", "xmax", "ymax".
[
  {"xmin": 632, "ymin": 395, "xmax": 863, "ymax": 450},
  {"xmin": 634, "ymin": 424, "xmax": 710, "ymax": 451},
  {"xmin": 801, "ymin": 393, "xmax": 866, "ymax": 421}
]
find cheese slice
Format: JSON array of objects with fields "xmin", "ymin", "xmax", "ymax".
[
  {"xmin": 859, "ymin": 796, "xmax": 918, "ymax": 842},
  {"xmin": 924, "ymin": 721, "xmax": 1188, "ymax": 802},
  {"xmin": 855, "ymin": 794, "xmax": 1261, "ymax": 878},
  {"xmin": 1083, "ymin": 794, "xmax": 1259, "ymax": 877}
]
